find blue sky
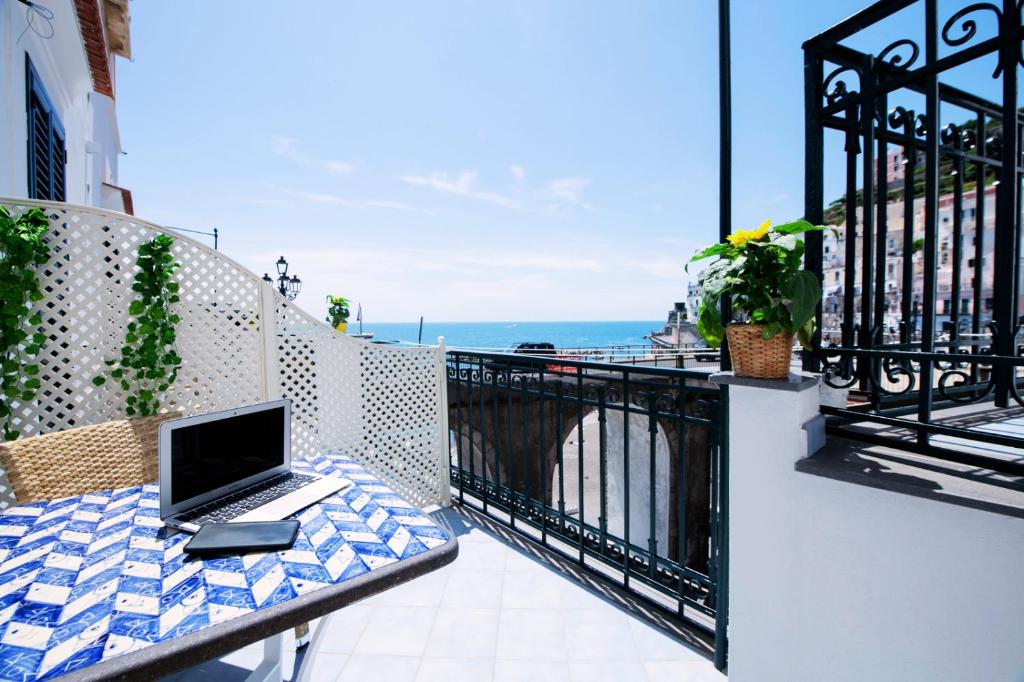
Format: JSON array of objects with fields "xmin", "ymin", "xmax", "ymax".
[{"xmin": 116, "ymin": 0, "xmax": 966, "ymax": 323}]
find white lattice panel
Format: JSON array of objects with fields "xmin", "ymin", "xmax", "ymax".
[
  {"xmin": 271, "ymin": 298, "xmax": 450, "ymax": 508},
  {"xmin": 0, "ymin": 198, "xmax": 449, "ymax": 510}
]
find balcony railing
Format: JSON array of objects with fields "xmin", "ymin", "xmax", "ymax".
[
  {"xmin": 445, "ymin": 350, "xmax": 728, "ymax": 652},
  {"xmin": 803, "ymin": 0, "xmax": 1024, "ymax": 475}
]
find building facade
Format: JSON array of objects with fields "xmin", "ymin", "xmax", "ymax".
[
  {"xmin": 0, "ymin": 0, "xmax": 131, "ymax": 211},
  {"xmin": 821, "ymin": 184, "xmax": 1001, "ymax": 344}
]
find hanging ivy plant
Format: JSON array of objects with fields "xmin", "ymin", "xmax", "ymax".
[
  {"xmin": 93, "ymin": 233, "xmax": 182, "ymax": 417},
  {"xmin": 0, "ymin": 206, "xmax": 50, "ymax": 440}
]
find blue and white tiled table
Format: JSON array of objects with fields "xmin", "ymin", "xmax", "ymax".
[{"xmin": 0, "ymin": 452, "xmax": 457, "ymax": 681}]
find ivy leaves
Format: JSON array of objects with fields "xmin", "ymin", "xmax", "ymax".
[
  {"xmin": 0, "ymin": 206, "xmax": 50, "ymax": 440},
  {"xmin": 688, "ymin": 219, "xmax": 824, "ymax": 350},
  {"xmin": 93, "ymin": 234, "xmax": 182, "ymax": 417}
]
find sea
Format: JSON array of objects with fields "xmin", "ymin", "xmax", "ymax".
[{"xmin": 364, "ymin": 320, "xmax": 664, "ymax": 350}]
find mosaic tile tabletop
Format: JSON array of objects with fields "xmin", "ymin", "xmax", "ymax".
[{"xmin": 0, "ymin": 451, "xmax": 451, "ymax": 681}]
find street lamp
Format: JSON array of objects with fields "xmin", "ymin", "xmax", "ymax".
[{"xmin": 263, "ymin": 256, "xmax": 302, "ymax": 301}]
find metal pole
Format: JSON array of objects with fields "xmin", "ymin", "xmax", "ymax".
[
  {"xmin": 803, "ymin": 49, "xmax": 824, "ymax": 372},
  {"xmin": 715, "ymin": 0, "xmax": 730, "ymax": 668},
  {"xmin": 918, "ymin": 0, "xmax": 940, "ymax": 445},
  {"xmin": 992, "ymin": 0, "xmax": 1020, "ymax": 407},
  {"xmin": 718, "ymin": 0, "xmax": 732, "ymax": 372}
]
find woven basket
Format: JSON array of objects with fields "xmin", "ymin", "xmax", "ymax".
[
  {"xmin": 726, "ymin": 324, "xmax": 793, "ymax": 379},
  {"xmin": 0, "ymin": 412, "xmax": 180, "ymax": 504}
]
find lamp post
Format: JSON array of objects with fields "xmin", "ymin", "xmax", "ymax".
[{"xmin": 262, "ymin": 256, "xmax": 302, "ymax": 301}]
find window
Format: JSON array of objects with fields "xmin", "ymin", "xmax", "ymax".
[{"xmin": 25, "ymin": 57, "xmax": 66, "ymax": 201}]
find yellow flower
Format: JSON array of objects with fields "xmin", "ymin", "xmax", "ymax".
[{"xmin": 725, "ymin": 219, "xmax": 772, "ymax": 247}]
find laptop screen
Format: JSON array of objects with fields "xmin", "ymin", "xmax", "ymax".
[{"xmin": 169, "ymin": 405, "xmax": 286, "ymax": 505}]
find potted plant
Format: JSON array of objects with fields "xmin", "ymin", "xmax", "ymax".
[
  {"xmin": 688, "ymin": 219, "xmax": 823, "ymax": 379},
  {"xmin": 326, "ymin": 295, "xmax": 350, "ymax": 333}
]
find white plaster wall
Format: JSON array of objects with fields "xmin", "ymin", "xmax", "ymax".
[
  {"xmin": 604, "ymin": 408, "xmax": 670, "ymax": 558},
  {"xmin": 0, "ymin": 0, "xmax": 119, "ymax": 205},
  {"xmin": 727, "ymin": 382, "xmax": 1024, "ymax": 682}
]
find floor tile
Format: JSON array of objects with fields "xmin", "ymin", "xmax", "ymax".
[
  {"xmin": 365, "ymin": 569, "xmax": 450, "ymax": 607},
  {"xmin": 564, "ymin": 608, "xmax": 637, "ymax": 661},
  {"xmin": 501, "ymin": 569, "xmax": 564, "ymax": 609},
  {"xmin": 495, "ymin": 608, "xmax": 566, "ymax": 661},
  {"xmin": 560, "ymin": 580, "xmax": 611, "ymax": 609},
  {"xmin": 449, "ymin": 538, "xmax": 509, "ymax": 572},
  {"xmin": 424, "ymin": 607, "xmax": 500, "ymax": 659},
  {"xmin": 415, "ymin": 657, "xmax": 494, "ymax": 682},
  {"xmin": 493, "ymin": 659, "xmax": 571, "ymax": 682},
  {"xmin": 569, "ymin": 659, "xmax": 647, "ymax": 682},
  {"xmin": 353, "ymin": 606, "xmax": 436, "ymax": 657},
  {"xmin": 336, "ymin": 655, "xmax": 421, "ymax": 682},
  {"xmin": 316, "ymin": 604, "xmax": 374, "ymax": 654},
  {"xmin": 628, "ymin": 617, "xmax": 706, "ymax": 662},
  {"xmin": 296, "ymin": 653, "xmax": 348, "ymax": 682},
  {"xmin": 643, "ymin": 660, "xmax": 727, "ymax": 681},
  {"xmin": 441, "ymin": 569, "xmax": 504, "ymax": 608},
  {"xmin": 504, "ymin": 548, "xmax": 548, "ymax": 572}
]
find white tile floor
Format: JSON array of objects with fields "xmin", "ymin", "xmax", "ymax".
[{"xmin": 169, "ymin": 508, "xmax": 725, "ymax": 682}]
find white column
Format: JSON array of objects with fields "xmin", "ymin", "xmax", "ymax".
[{"xmin": 711, "ymin": 371, "xmax": 820, "ymax": 682}]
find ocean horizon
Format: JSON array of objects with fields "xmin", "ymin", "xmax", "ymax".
[{"xmin": 361, "ymin": 320, "xmax": 665, "ymax": 349}]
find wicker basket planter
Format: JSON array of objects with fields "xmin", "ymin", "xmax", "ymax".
[{"xmin": 725, "ymin": 323, "xmax": 793, "ymax": 379}]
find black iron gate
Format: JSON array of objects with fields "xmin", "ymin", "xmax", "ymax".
[{"xmin": 803, "ymin": 0, "xmax": 1024, "ymax": 477}]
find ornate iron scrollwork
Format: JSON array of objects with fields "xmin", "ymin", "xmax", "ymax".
[
  {"xmin": 941, "ymin": 3, "xmax": 1003, "ymax": 75},
  {"xmin": 877, "ymin": 38, "xmax": 920, "ymax": 71},
  {"xmin": 941, "ymin": 3, "xmax": 1002, "ymax": 46},
  {"xmin": 887, "ymin": 105, "xmax": 912, "ymax": 130},
  {"xmin": 822, "ymin": 65, "xmax": 861, "ymax": 107}
]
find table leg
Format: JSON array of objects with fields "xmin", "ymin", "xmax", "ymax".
[
  {"xmin": 292, "ymin": 613, "xmax": 336, "ymax": 682},
  {"xmin": 245, "ymin": 632, "xmax": 283, "ymax": 682}
]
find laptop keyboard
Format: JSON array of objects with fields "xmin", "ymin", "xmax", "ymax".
[{"xmin": 179, "ymin": 472, "xmax": 319, "ymax": 525}]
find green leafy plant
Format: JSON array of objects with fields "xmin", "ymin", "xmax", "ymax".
[
  {"xmin": 687, "ymin": 219, "xmax": 825, "ymax": 350},
  {"xmin": 326, "ymin": 295, "xmax": 350, "ymax": 327},
  {"xmin": 0, "ymin": 207, "xmax": 50, "ymax": 440},
  {"xmin": 93, "ymin": 234, "xmax": 182, "ymax": 417}
]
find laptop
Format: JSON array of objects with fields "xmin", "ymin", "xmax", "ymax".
[{"xmin": 159, "ymin": 399, "xmax": 351, "ymax": 533}]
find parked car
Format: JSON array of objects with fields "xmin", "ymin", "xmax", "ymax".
[{"xmin": 484, "ymin": 342, "xmax": 557, "ymax": 374}]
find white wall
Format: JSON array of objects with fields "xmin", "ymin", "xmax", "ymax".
[
  {"xmin": 726, "ymin": 380, "xmax": 1024, "ymax": 682},
  {"xmin": 0, "ymin": 0, "xmax": 120, "ymax": 205}
]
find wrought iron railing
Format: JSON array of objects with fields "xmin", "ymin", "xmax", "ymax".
[
  {"xmin": 445, "ymin": 350, "xmax": 728, "ymax": 656},
  {"xmin": 802, "ymin": 0, "xmax": 1024, "ymax": 474}
]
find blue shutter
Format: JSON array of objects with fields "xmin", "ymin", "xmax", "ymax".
[{"xmin": 25, "ymin": 57, "xmax": 66, "ymax": 201}]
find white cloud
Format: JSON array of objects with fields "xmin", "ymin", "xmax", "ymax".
[
  {"xmin": 230, "ymin": 196, "xmax": 291, "ymax": 207},
  {"xmin": 624, "ymin": 257, "xmax": 683, "ymax": 278},
  {"xmin": 271, "ymin": 136, "xmax": 355, "ymax": 177},
  {"xmin": 541, "ymin": 176, "xmax": 594, "ymax": 212},
  {"xmin": 400, "ymin": 171, "xmax": 522, "ymax": 210},
  {"xmin": 509, "ymin": 165, "xmax": 526, "ymax": 182},
  {"xmin": 272, "ymin": 186, "xmax": 434, "ymax": 214}
]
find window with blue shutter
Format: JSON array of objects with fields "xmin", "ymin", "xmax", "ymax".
[{"xmin": 25, "ymin": 57, "xmax": 66, "ymax": 201}]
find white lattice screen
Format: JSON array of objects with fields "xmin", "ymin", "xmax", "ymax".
[{"xmin": 0, "ymin": 198, "xmax": 450, "ymax": 509}]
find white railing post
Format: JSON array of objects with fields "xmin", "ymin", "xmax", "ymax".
[
  {"xmin": 710, "ymin": 371, "xmax": 821, "ymax": 681},
  {"xmin": 258, "ymin": 283, "xmax": 281, "ymax": 401},
  {"xmin": 434, "ymin": 336, "xmax": 452, "ymax": 506}
]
